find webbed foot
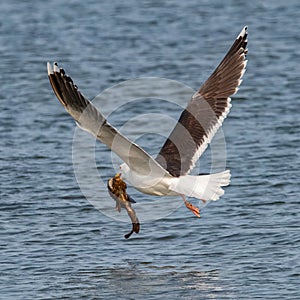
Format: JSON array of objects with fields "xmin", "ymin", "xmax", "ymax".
[{"xmin": 181, "ymin": 195, "xmax": 200, "ymax": 218}]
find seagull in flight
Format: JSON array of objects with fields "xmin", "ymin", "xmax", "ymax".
[{"xmin": 47, "ymin": 26, "xmax": 248, "ymax": 236}]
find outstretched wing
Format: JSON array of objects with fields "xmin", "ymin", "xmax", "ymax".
[
  {"xmin": 47, "ymin": 62, "xmax": 168, "ymax": 177},
  {"xmin": 156, "ymin": 26, "xmax": 248, "ymax": 177}
]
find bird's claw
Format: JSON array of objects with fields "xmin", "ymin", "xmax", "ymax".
[{"xmin": 184, "ymin": 200, "xmax": 200, "ymax": 218}]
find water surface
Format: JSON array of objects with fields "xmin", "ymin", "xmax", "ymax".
[{"xmin": 1, "ymin": 0, "xmax": 299, "ymax": 299}]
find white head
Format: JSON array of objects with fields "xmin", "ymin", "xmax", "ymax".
[{"xmin": 119, "ymin": 163, "xmax": 130, "ymax": 179}]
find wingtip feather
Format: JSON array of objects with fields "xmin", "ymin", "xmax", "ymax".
[
  {"xmin": 237, "ymin": 26, "xmax": 248, "ymax": 39},
  {"xmin": 53, "ymin": 62, "xmax": 59, "ymax": 73},
  {"xmin": 47, "ymin": 62, "xmax": 53, "ymax": 75}
]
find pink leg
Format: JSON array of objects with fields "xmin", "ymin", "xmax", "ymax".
[{"xmin": 181, "ymin": 195, "xmax": 200, "ymax": 218}]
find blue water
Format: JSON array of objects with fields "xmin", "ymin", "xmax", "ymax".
[{"xmin": 1, "ymin": 0, "xmax": 299, "ymax": 299}]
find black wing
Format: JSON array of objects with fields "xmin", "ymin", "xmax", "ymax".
[{"xmin": 156, "ymin": 27, "xmax": 248, "ymax": 177}]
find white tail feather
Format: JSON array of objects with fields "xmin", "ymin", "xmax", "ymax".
[{"xmin": 169, "ymin": 170, "xmax": 231, "ymax": 201}]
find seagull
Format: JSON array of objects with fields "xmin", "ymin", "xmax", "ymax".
[{"xmin": 47, "ymin": 26, "xmax": 247, "ymax": 227}]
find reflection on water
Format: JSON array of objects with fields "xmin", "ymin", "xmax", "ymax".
[{"xmin": 75, "ymin": 263, "xmax": 226, "ymax": 299}]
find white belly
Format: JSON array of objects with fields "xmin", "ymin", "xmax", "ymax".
[{"xmin": 122, "ymin": 170, "xmax": 178, "ymax": 196}]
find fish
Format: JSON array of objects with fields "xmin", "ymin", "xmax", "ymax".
[{"xmin": 107, "ymin": 173, "xmax": 140, "ymax": 239}]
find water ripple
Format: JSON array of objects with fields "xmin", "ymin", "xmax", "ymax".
[{"xmin": 1, "ymin": 0, "xmax": 300, "ymax": 299}]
